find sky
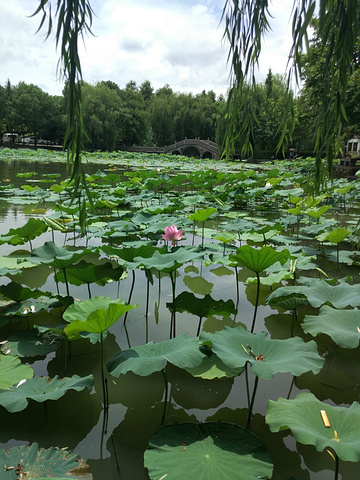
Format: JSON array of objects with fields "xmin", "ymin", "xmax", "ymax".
[{"xmin": 0, "ymin": 0, "xmax": 295, "ymax": 98}]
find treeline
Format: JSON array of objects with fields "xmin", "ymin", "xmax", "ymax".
[
  {"xmin": 0, "ymin": 79, "xmax": 226, "ymax": 152},
  {"xmin": 1, "ymin": 44, "xmax": 359, "ymax": 157}
]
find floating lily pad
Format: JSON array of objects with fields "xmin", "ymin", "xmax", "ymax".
[
  {"xmin": 0, "ymin": 354, "xmax": 34, "ymax": 389},
  {"xmin": 0, "ymin": 442, "xmax": 91, "ymax": 479},
  {"xmin": 302, "ymin": 305, "xmax": 360, "ymax": 348},
  {"xmin": 266, "ymin": 392, "xmax": 360, "ymax": 462},
  {"xmin": 201, "ymin": 326, "xmax": 324, "ymax": 379},
  {"xmin": 144, "ymin": 422, "xmax": 273, "ymax": 480},
  {"xmin": 0, "ymin": 374, "xmax": 94, "ymax": 412},
  {"xmin": 107, "ymin": 335, "xmax": 205, "ymax": 377}
]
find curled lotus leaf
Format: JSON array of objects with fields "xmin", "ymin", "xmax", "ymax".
[
  {"xmin": 302, "ymin": 304, "xmax": 360, "ymax": 348},
  {"xmin": 0, "ymin": 374, "xmax": 94, "ymax": 412},
  {"xmin": 266, "ymin": 392, "xmax": 360, "ymax": 462}
]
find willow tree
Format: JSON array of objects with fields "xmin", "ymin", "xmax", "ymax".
[
  {"xmin": 222, "ymin": 0, "xmax": 359, "ymax": 192},
  {"xmin": 32, "ymin": 0, "xmax": 94, "ymax": 233}
]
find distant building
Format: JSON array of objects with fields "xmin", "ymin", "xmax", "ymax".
[{"xmin": 346, "ymin": 136, "xmax": 360, "ymax": 157}]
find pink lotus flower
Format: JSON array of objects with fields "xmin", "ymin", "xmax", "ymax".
[{"xmin": 162, "ymin": 225, "xmax": 183, "ymax": 245}]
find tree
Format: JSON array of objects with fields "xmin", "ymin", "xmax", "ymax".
[{"xmin": 223, "ymin": 0, "xmax": 360, "ymax": 191}]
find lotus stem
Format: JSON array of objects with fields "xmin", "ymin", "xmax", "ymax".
[
  {"xmin": 146, "ymin": 275, "xmax": 150, "ymax": 343},
  {"xmin": 169, "ymin": 271, "xmax": 176, "ymax": 338},
  {"xmin": 250, "ymin": 272, "xmax": 260, "ymax": 333},
  {"xmin": 100, "ymin": 333, "xmax": 109, "ymax": 415},
  {"xmin": 334, "ymin": 452, "xmax": 339, "ymax": 480},
  {"xmin": 87, "ymin": 282, "xmax": 92, "ymax": 299},
  {"xmin": 246, "ymin": 375, "xmax": 259, "ymax": 430},
  {"xmin": 161, "ymin": 368, "xmax": 169, "ymax": 426},
  {"xmin": 235, "ymin": 266, "xmax": 240, "ymax": 308},
  {"xmin": 62, "ymin": 268, "xmax": 70, "ymax": 297},
  {"xmin": 287, "ymin": 376, "xmax": 295, "ymax": 399},
  {"xmin": 201, "ymin": 221, "xmax": 205, "ymax": 249},
  {"xmin": 245, "ymin": 364, "xmax": 251, "ymax": 410},
  {"xmin": 53, "ymin": 267, "xmax": 61, "ymax": 297},
  {"xmin": 196, "ymin": 316, "xmax": 203, "ymax": 337},
  {"xmin": 123, "ymin": 270, "xmax": 136, "ymax": 326}
]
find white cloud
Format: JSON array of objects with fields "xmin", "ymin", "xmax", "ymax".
[{"xmin": 0, "ymin": 0, "xmax": 297, "ymax": 97}]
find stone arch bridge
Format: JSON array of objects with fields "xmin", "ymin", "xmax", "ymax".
[{"xmin": 123, "ymin": 138, "xmax": 220, "ymax": 160}]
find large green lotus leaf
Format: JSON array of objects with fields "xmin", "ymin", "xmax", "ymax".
[
  {"xmin": 134, "ymin": 246, "xmax": 204, "ymax": 272},
  {"xmin": 229, "ymin": 245, "xmax": 290, "ymax": 273},
  {"xmin": 2, "ymin": 329, "xmax": 62, "ymax": 357},
  {"xmin": 107, "ymin": 334, "xmax": 205, "ymax": 377},
  {"xmin": 29, "ymin": 241, "xmax": 91, "ymax": 269},
  {"xmin": 0, "ymin": 374, "xmax": 94, "ymax": 412},
  {"xmin": 101, "ymin": 244, "xmax": 160, "ymax": 269},
  {"xmin": 300, "ymin": 281, "xmax": 360, "ymax": 308},
  {"xmin": 0, "ymin": 218, "xmax": 48, "ymax": 246},
  {"xmin": 167, "ymin": 292, "xmax": 237, "ymax": 319},
  {"xmin": 144, "ymin": 422, "xmax": 273, "ymax": 480},
  {"xmin": 0, "ymin": 282, "xmax": 45, "ymax": 302},
  {"xmin": 302, "ymin": 305, "xmax": 360, "ymax": 348},
  {"xmin": 267, "ymin": 281, "xmax": 360, "ymax": 309},
  {"xmin": 0, "ymin": 442, "xmax": 90, "ymax": 479},
  {"xmin": 266, "ymin": 392, "xmax": 360, "ymax": 462},
  {"xmin": 201, "ymin": 326, "xmax": 324, "ymax": 379},
  {"xmin": 316, "ymin": 227, "xmax": 351, "ymax": 244},
  {"xmin": 0, "ymin": 354, "xmax": 34, "ymax": 389},
  {"xmin": 63, "ymin": 297, "xmax": 137, "ymax": 339},
  {"xmin": 267, "ymin": 291, "xmax": 309, "ymax": 311},
  {"xmin": 55, "ymin": 260, "xmax": 124, "ymax": 286},
  {"xmin": 188, "ymin": 207, "xmax": 218, "ymax": 222}
]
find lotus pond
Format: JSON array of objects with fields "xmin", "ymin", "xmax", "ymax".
[{"xmin": 0, "ymin": 148, "xmax": 360, "ymax": 480}]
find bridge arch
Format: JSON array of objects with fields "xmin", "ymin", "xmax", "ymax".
[{"xmin": 183, "ymin": 146, "xmax": 201, "ymax": 158}]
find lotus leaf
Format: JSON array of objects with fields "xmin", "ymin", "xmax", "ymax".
[
  {"xmin": 0, "ymin": 374, "xmax": 94, "ymax": 412},
  {"xmin": 229, "ymin": 245, "xmax": 290, "ymax": 273},
  {"xmin": 63, "ymin": 296, "xmax": 137, "ymax": 339},
  {"xmin": 302, "ymin": 305, "xmax": 360, "ymax": 348},
  {"xmin": 201, "ymin": 326, "xmax": 324, "ymax": 379},
  {"xmin": 185, "ymin": 351, "xmax": 244, "ymax": 379},
  {"xmin": 0, "ymin": 282, "xmax": 45, "ymax": 302},
  {"xmin": 188, "ymin": 207, "xmax": 217, "ymax": 222},
  {"xmin": 29, "ymin": 242, "xmax": 91, "ymax": 269},
  {"xmin": 1, "ymin": 329, "xmax": 62, "ymax": 357},
  {"xmin": 266, "ymin": 392, "xmax": 360, "ymax": 462},
  {"xmin": 0, "ymin": 442, "xmax": 90, "ymax": 479},
  {"xmin": 317, "ymin": 227, "xmax": 351, "ymax": 244},
  {"xmin": 0, "ymin": 218, "xmax": 48, "ymax": 246},
  {"xmin": 134, "ymin": 246, "xmax": 204, "ymax": 272},
  {"xmin": 0, "ymin": 354, "xmax": 34, "ymax": 389},
  {"xmin": 167, "ymin": 292, "xmax": 237, "ymax": 319},
  {"xmin": 55, "ymin": 260, "xmax": 124, "ymax": 286},
  {"xmin": 107, "ymin": 334, "xmax": 205, "ymax": 377},
  {"xmin": 144, "ymin": 422, "xmax": 273, "ymax": 480},
  {"xmin": 267, "ymin": 281, "xmax": 360, "ymax": 309}
]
